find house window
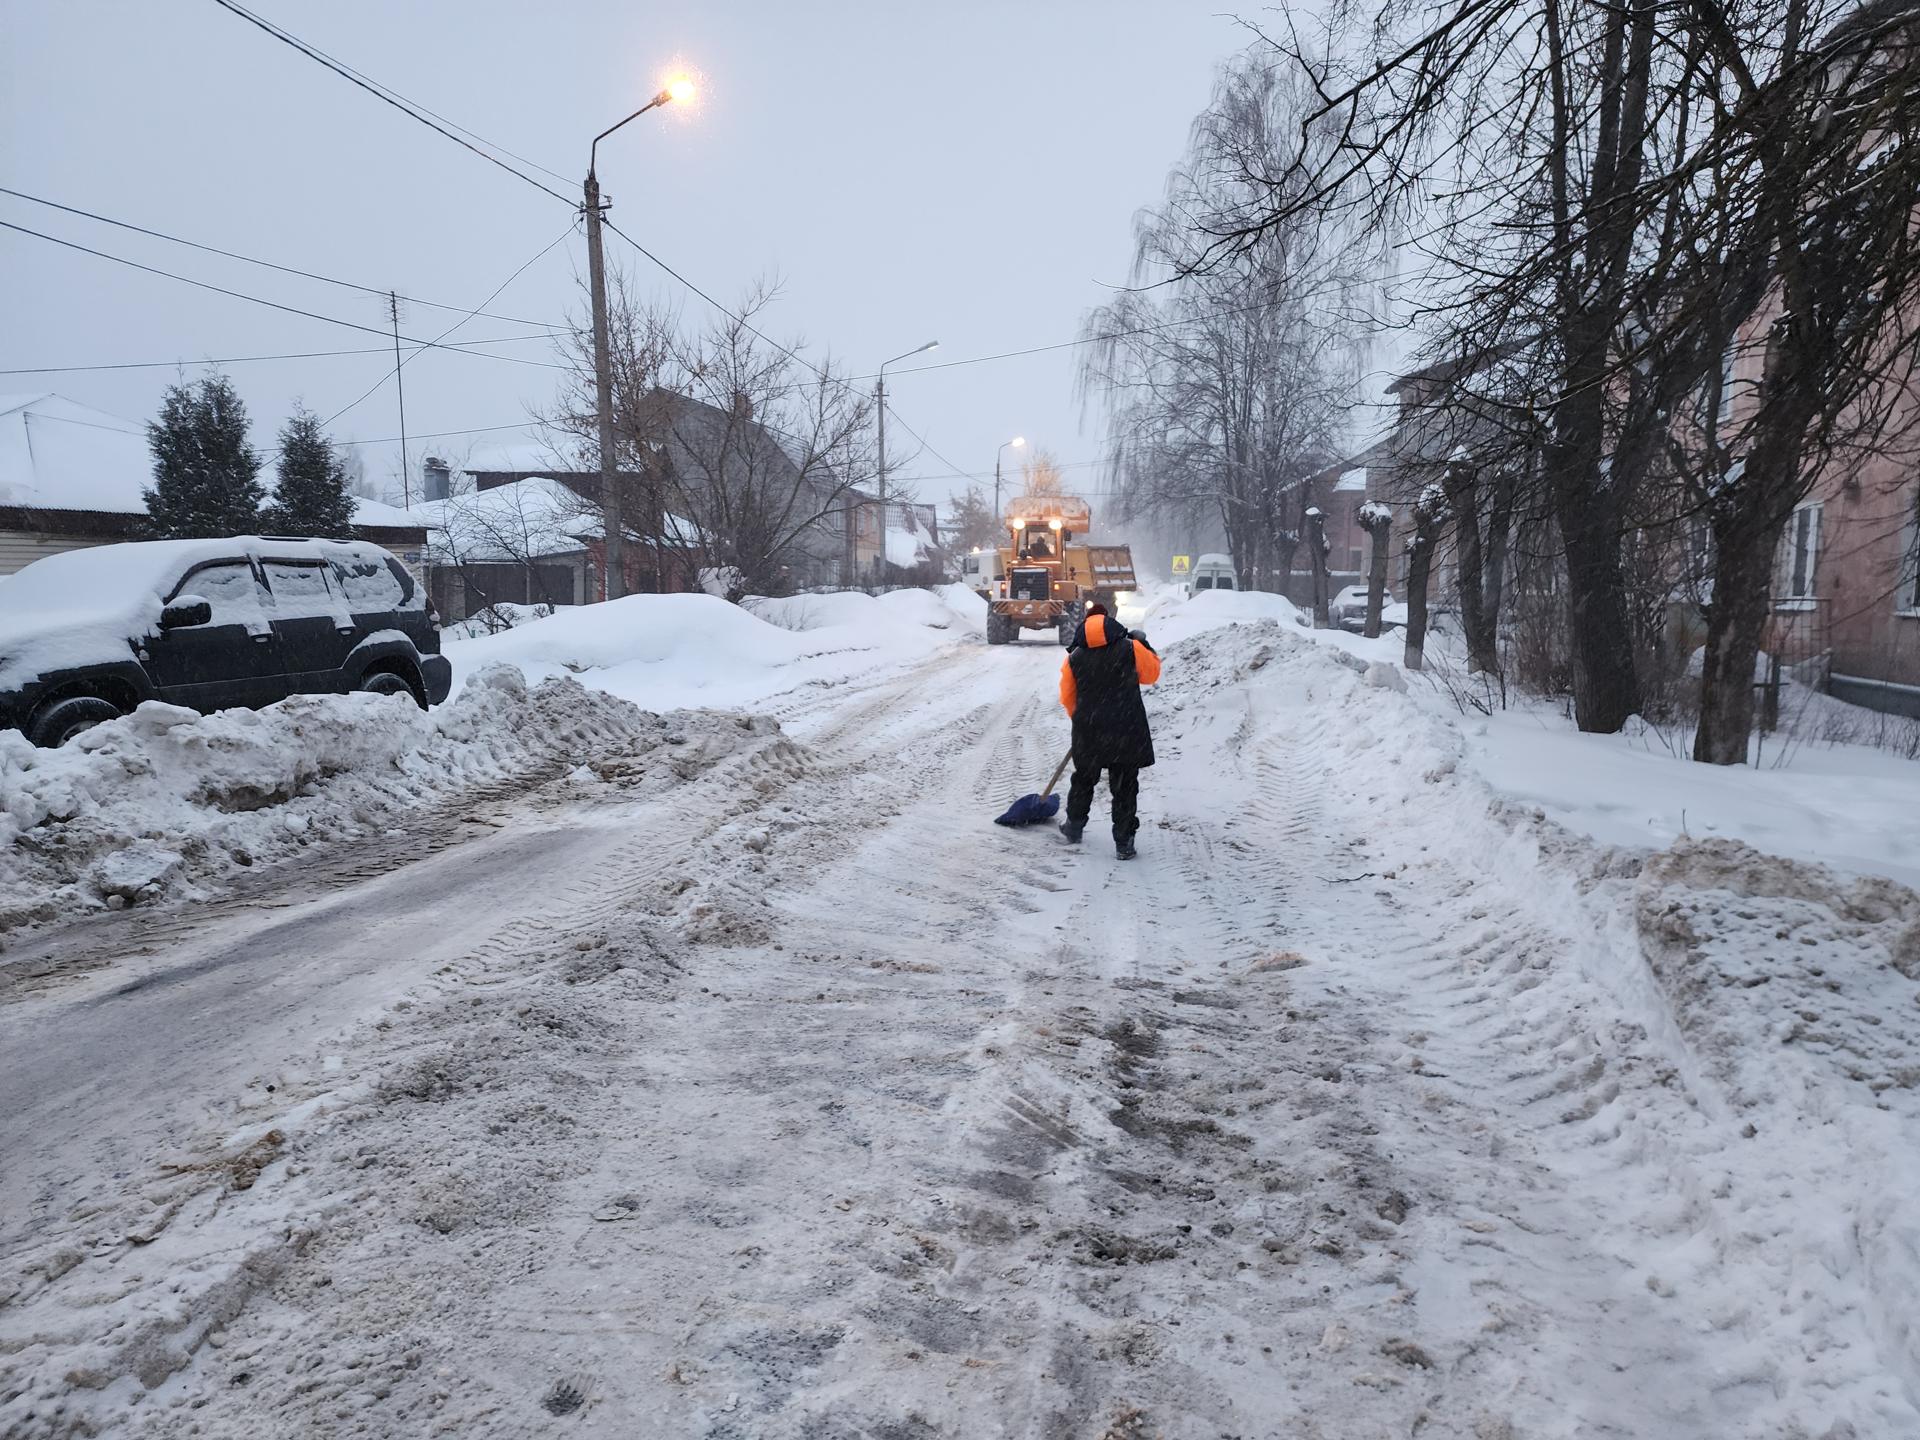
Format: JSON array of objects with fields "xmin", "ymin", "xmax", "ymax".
[
  {"xmin": 1778, "ymin": 502, "xmax": 1821, "ymax": 608},
  {"xmin": 1900, "ymin": 488, "xmax": 1920, "ymax": 616},
  {"xmin": 1716, "ymin": 341, "xmax": 1737, "ymax": 427},
  {"xmin": 1686, "ymin": 517, "xmax": 1714, "ymax": 593}
]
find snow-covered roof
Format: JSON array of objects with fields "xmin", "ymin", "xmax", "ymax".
[
  {"xmin": 420, "ymin": 476, "xmax": 597, "ymax": 563},
  {"xmin": 0, "ymin": 393, "xmax": 422, "ymax": 534},
  {"xmin": 885, "ymin": 526, "xmax": 933, "ymax": 570},
  {"xmin": 420, "ymin": 478, "xmax": 704, "ymax": 561},
  {"xmin": 351, "ymin": 496, "xmax": 425, "ymax": 528},
  {"xmin": 0, "ymin": 393, "xmax": 150, "ymax": 514},
  {"xmin": 460, "ymin": 439, "xmax": 579, "ymax": 475},
  {"xmin": 1334, "ymin": 467, "xmax": 1369, "ymax": 492}
]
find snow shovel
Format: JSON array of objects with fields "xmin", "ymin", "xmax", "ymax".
[{"xmin": 995, "ymin": 750, "xmax": 1073, "ymax": 827}]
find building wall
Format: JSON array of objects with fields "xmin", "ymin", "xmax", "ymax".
[
  {"xmin": 1798, "ymin": 443, "xmax": 1920, "ymax": 689},
  {"xmin": 0, "ymin": 527, "xmax": 105, "ymax": 578}
]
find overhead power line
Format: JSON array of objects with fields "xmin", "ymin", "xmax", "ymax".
[
  {"xmin": 0, "ymin": 218, "xmax": 568, "ymax": 372},
  {"xmin": 0, "ymin": 333, "xmax": 562, "ymax": 377},
  {"xmin": 0, "ymin": 186, "xmax": 565, "ymax": 331},
  {"xmin": 207, "ymin": 0, "xmax": 575, "ymax": 206},
  {"xmin": 325, "ymin": 223, "xmax": 577, "ymax": 426},
  {"xmin": 337, "ymin": 420, "xmax": 543, "ymax": 447}
]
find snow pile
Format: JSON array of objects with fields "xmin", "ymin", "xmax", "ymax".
[
  {"xmin": 440, "ymin": 601, "xmax": 553, "ymax": 640},
  {"xmin": 1634, "ymin": 840, "xmax": 1920, "ymax": 1392},
  {"xmin": 449, "ymin": 589, "xmax": 977, "ymax": 715},
  {"xmin": 746, "ymin": 585, "xmax": 984, "ymax": 638},
  {"xmin": 1142, "ymin": 585, "xmax": 1308, "ymax": 647},
  {"xmin": 1160, "ymin": 616, "xmax": 1920, "ymax": 1427},
  {"xmin": 1458, "ymin": 704, "xmax": 1920, "ymax": 887},
  {"xmin": 0, "ymin": 667, "xmax": 744, "ymax": 934}
]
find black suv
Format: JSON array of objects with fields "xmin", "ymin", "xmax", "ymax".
[{"xmin": 0, "ymin": 537, "xmax": 453, "ymax": 747}]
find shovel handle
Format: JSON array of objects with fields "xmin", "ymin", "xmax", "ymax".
[{"xmin": 1041, "ymin": 749, "xmax": 1073, "ymax": 799}]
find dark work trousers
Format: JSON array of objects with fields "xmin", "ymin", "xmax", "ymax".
[{"xmin": 1066, "ymin": 764, "xmax": 1141, "ymax": 841}]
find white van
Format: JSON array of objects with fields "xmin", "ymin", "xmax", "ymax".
[
  {"xmin": 1188, "ymin": 553, "xmax": 1238, "ymax": 593},
  {"xmin": 961, "ymin": 547, "xmax": 1005, "ymax": 596}
]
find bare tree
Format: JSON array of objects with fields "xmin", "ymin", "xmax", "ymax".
[
  {"xmin": 1017, "ymin": 446, "xmax": 1069, "ymax": 498},
  {"xmin": 1404, "ymin": 484, "xmax": 1449, "ymax": 671},
  {"xmin": 1079, "ymin": 53, "xmax": 1374, "ymax": 596},
  {"xmin": 1358, "ymin": 500, "xmax": 1394, "ymax": 637},
  {"xmin": 547, "ymin": 277, "xmax": 877, "ymax": 600}
]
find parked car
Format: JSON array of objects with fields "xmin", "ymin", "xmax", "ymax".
[
  {"xmin": 1330, "ymin": 583, "xmax": 1398, "ymax": 632},
  {"xmin": 0, "ymin": 537, "xmax": 452, "ymax": 747}
]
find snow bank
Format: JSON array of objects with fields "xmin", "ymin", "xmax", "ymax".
[
  {"xmin": 1145, "ymin": 579, "xmax": 1920, "ymax": 888},
  {"xmin": 1143, "ymin": 585, "xmax": 1308, "ymax": 646},
  {"xmin": 1159, "ymin": 616, "xmax": 1920, "ymax": 1426},
  {"xmin": 746, "ymin": 585, "xmax": 983, "ymax": 637},
  {"xmin": 1459, "ymin": 705, "xmax": 1920, "ymax": 888},
  {"xmin": 0, "ymin": 668, "xmax": 739, "ymax": 935},
  {"xmin": 449, "ymin": 590, "xmax": 976, "ymax": 715}
]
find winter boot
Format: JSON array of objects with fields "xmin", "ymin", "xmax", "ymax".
[
  {"xmin": 1115, "ymin": 835, "xmax": 1138, "ymax": 861},
  {"xmin": 1059, "ymin": 819, "xmax": 1084, "ymax": 844}
]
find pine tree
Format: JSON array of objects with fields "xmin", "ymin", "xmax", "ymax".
[
  {"xmin": 948, "ymin": 484, "xmax": 1003, "ymax": 552},
  {"xmin": 266, "ymin": 406, "xmax": 358, "ymax": 538},
  {"xmin": 144, "ymin": 374, "xmax": 265, "ymax": 538}
]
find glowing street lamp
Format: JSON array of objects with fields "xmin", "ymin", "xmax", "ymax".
[
  {"xmin": 584, "ymin": 74, "xmax": 695, "ymax": 600},
  {"xmin": 995, "ymin": 435, "xmax": 1025, "ymax": 518}
]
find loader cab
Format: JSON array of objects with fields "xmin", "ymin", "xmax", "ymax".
[{"xmin": 1013, "ymin": 520, "xmax": 1070, "ymax": 563}]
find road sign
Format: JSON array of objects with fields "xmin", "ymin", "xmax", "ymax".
[{"xmin": 1170, "ymin": 555, "xmax": 1191, "ymax": 575}]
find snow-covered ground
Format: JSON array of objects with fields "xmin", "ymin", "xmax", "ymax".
[{"xmin": 2, "ymin": 585, "xmax": 1916, "ymax": 1437}]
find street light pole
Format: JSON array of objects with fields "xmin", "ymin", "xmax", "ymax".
[
  {"xmin": 995, "ymin": 435, "xmax": 1025, "ymax": 520},
  {"xmin": 584, "ymin": 78, "xmax": 691, "ymax": 602},
  {"xmin": 872, "ymin": 340, "xmax": 937, "ymax": 585}
]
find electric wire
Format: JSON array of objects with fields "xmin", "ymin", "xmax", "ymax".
[
  {"xmin": 324, "ymin": 223, "xmax": 577, "ymax": 426},
  {"xmin": 0, "ymin": 186, "xmax": 565, "ymax": 331},
  {"xmin": 0, "ymin": 219, "xmax": 568, "ymax": 371},
  {"xmin": 0, "ymin": 335, "xmax": 559, "ymax": 377},
  {"xmin": 207, "ymin": 0, "xmax": 576, "ymax": 206}
]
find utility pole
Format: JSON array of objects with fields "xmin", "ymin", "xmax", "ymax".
[
  {"xmin": 388, "ymin": 291, "xmax": 410, "ymax": 509},
  {"xmin": 873, "ymin": 374, "xmax": 887, "ymax": 588},
  {"xmin": 873, "ymin": 341, "xmax": 938, "ymax": 587},
  {"xmin": 583, "ymin": 169, "xmax": 623, "ymax": 601},
  {"xmin": 580, "ymin": 78, "xmax": 693, "ymax": 602}
]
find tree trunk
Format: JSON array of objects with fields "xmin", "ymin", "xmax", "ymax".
[
  {"xmin": 1444, "ymin": 464, "xmax": 1497, "ymax": 673},
  {"xmin": 1482, "ymin": 465, "xmax": 1517, "ymax": 657},
  {"xmin": 1362, "ymin": 516, "xmax": 1391, "ymax": 639},
  {"xmin": 1552, "ymin": 469, "xmax": 1641, "ymax": 729},
  {"xmin": 1404, "ymin": 512, "xmax": 1442, "ymax": 671},
  {"xmin": 1693, "ymin": 514, "xmax": 1783, "ymax": 765},
  {"xmin": 1307, "ymin": 509, "xmax": 1332, "ymax": 627}
]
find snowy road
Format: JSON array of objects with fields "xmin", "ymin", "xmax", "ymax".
[{"xmin": 3, "ymin": 619, "xmax": 1916, "ymax": 1438}]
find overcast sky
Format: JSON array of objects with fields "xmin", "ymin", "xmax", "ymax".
[{"xmin": 1, "ymin": 0, "xmax": 1304, "ymax": 516}]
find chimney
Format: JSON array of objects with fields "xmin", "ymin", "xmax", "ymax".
[{"xmin": 422, "ymin": 455, "xmax": 451, "ymax": 502}]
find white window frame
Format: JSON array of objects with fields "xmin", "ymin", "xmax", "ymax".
[
  {"xmin": 1897, "ymin": 487, "xmax": 1920, "ymax": 618},
  {"xmin": 1716, "ymin": 340, "xmax": 1738, "ymax": 428},
  {"xmin": 1776, "ymin": 501, "xmax": 1822, "ymax": 611}
]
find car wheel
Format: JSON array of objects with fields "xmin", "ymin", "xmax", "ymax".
[
  {"xmin": 28, "ymin": 694, "xmax": 124, "ymax": 748},
  {"xmin": 358, "ymin": 669, "xmax": 423, "ymax": 707}
]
